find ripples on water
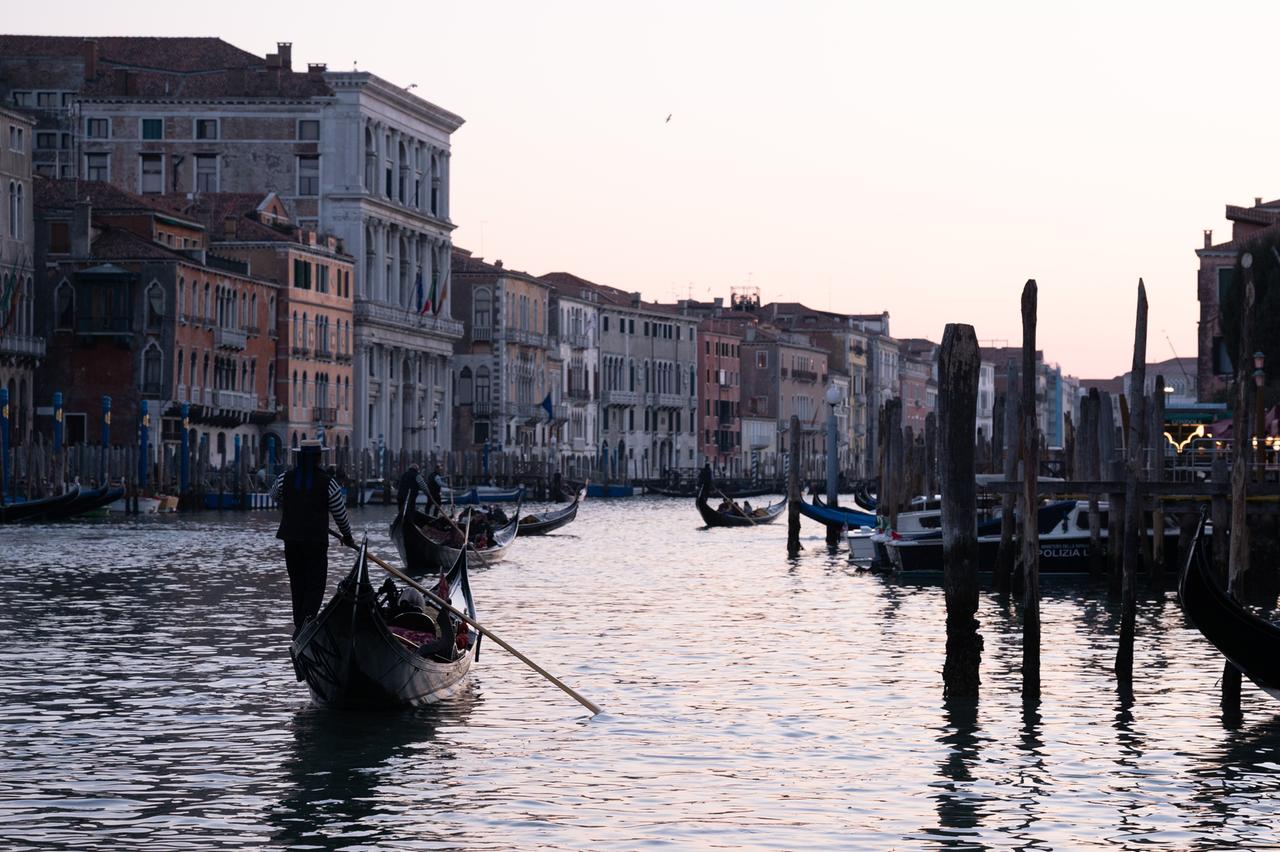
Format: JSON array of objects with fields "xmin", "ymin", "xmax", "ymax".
[{"xmin": 2, "ymin": 498, "xmax": 1279, "ymax": 850}]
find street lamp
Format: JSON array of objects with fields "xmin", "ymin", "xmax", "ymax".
[{"xmin": 824, "ymin": 384, "xmax": 841, "ymax": 532}]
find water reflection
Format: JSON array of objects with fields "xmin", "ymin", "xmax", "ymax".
[
  {"xmin": 268, "ymin": 693, "xmax": 477, "ymax": 848},
  {"xmin": 927, "ymin": 698, "xmax": 988, "ymax": 849}
]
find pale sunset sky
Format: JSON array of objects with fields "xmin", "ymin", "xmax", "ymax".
[{"xmin": 10, "ymin": 1, "xmax": 1275, "ymax": 378}]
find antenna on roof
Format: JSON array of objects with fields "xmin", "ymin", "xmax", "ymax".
[{"xmin": 1162, "ymin": 330, "xmax": 1195, "ymax": 389}]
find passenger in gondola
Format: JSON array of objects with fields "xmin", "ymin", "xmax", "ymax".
[
  {"xmin": 742, "ymin": 500, "xmax": 753, "ymax": 517},
  {"xmin": 270, "ymin": 439, "xmax": 355, "ymax": 636},
  {"xmin": 396, "ymin": 463, "xmax": 432, "ymax": 517},
  {"xmin": 717, "ymin": 497, "xmax": 734, "ymax": 513}
]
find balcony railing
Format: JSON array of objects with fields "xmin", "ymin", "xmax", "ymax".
[
  {"xmin": 651, "ymin": 392, "xmax": 686, "ymax": 409},
  {"xmin": 176, "ymin": 384, "xmax": 188, "ymax": 403},
  {"xmin": 568, "ymin": 386, "xmax": 591, "ymax": 401},
  {"xmin": 212, "ymin": 389, "xmax": 254, "ymax": 412},
  {"xmin": 292, "ymin": 344, "xmax": 311, "ymax": 357},
  {"xmin": 245, "ymin": 324, "xmax": 260, "ymax": 336},
  {"xmin": 502, "ymin": 327, "xmax": 548, "ymax": 348},
  {"xmin": 792, "ymin": 368, "xmax": 818, "ymax": 383},
  {"xmin": 566, "ymin": 331, "xmax": 590, "ymax": 349},
  {"xmin": 472, "ymin": 326, "xmax": 493, "ymax": 342},
  {"xmin": 0, "ymin": 334, "xmax": 46, "ymax": 358},
  {"xmin": 473, "ymin": 400, "xmax": 493, "ymax": 417},
  {"xmin": 314, "ymin": 346, "xmax": 334, "ymax": 361},
  {"xmin": 214, "ymin": 327, "xmax": 247, "ymax": 350},
  {"xmin": 313, "ymin": 406, "xmax": 338, "ymax": 424},
  {"xmin": 355, "ymin": 300, "xmax": 464, "ymax": 338},
  {"xmin": 335, "ymin": 350, "xmax": 352, "ymax": 363},
  {"xmin": 141, "ymin": 381, "xmax": 164, "ymax": 398},
  {"xmin": 553, "ymin": 404, "xmax": 569, "ymax": 422},
  {"xmin": 602, "ymin": 389, "xmax": 640, "ymax": 407}
]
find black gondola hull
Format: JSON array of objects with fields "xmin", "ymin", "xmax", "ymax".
[
  {"xmin": 517, "ymin": 497, "xmax": 580, "ymax": 536},
  {"xmin": 0, "ymin": 486, "xmax": 82, "ymax": 524},
  {"xmin": 694, "ymin": 486, "xmax": 786, "ymax": 528}
]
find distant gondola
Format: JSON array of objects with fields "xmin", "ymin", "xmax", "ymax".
[
  {"xmin": 436, "ymin": 485, "xmax": 525, "ymax": 505},
  {"xmin": 648, "ymin": 481, "xmax": 777, "ymax": 499},
  {"xmin": 517, "ymin": 492, "xmax": 581, "ymax": 536},
  {"xmin": 391, "ymin": 498, "xmax": 522, "ymax": 574},
  {"xmin": 0, "ymin": 486, "xmax": 81, "ymax": 524},
  {"xmin": 1179, "ymin": 514, "xmax": 1280, "ymax": 701},
  {"xmin": 695, "ymin": 485, "xmax": 786, "ymax": 527},
  {"xmin": 40, "ymin": 486, "xmax": 124, "ymax": 521},
  {"xmin": 289, "ymin": 542, "xmax": 477, "ymax": 709}
]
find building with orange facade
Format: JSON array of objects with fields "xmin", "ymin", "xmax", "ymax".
[{"xmin": 158, "ymin": 192, "xmax": 355, "ymax": 455}]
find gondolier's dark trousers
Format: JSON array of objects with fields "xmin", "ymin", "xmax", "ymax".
[{"xmin": 284, "ymin": 541, "xmax": 328, "ymax": 633}]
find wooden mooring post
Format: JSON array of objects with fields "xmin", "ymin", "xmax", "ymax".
[
  {"xmin": 1116, "ymin": 279, "xmax": 1147, "ymax": 683},
  {"xmin": 994, "ymin": 363, "xmax": 1019, "ymax": 594},
  {"xmin": 1082, "ymin": 388, "xmax": 1104, "ymax": 576},
  {"xmin": 939, "ymin": 323, "xmax": 983, "ymax": 698},
  {"xmin": 1019, "ymin": 280, "xmax": 1041, "ymax": 703},
  {"xmin": 1150, "ymin": 374, "xmax": 1167, "ymax": 582}
]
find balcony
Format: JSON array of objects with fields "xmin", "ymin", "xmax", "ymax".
[
  {"xmin": 0, "ymin": 334, "xmax": 45, "ymax": 359},
  {"xmin": 651, "ymin": 392, "xmax": 686, "ymax": 410},
  {"xmin": 553, "ymin": 404, "xmax": 569, "ymax": 422},
  {"xmin": 314, "ymin": 346, "xmax": 334, "ymax": 362},
  {"xmin": 472, "ymin": 326, "xmax": 493, "ymax": 342},
  {"xmin": 212, "ymin": 389, "xmax": 255, "ymax": 412},
  {"xmin": 566, "ymin": 331, "xmax": 590, "ymax": 349},
  {"xmin": 313, "ymin": 406, "xmax": 338, "ymax": 424},
  {"xmin": 335, "ymin": 350, "xmax": 352, "ymax": 363},
  {"xmin": 245, "ymin": 324, "xmax": 260, "ymax": 336},
  {"xmin": 472, "ymin": 400, "xmax": 493, "ymax": 417},
  {"xmin": 291, "ymin": 344, "xmax": 311, "ymax": 357},
  {"xmin": 214, "ymin": 327, "xmax": 247, "ymax": 350},
  {"xmin": 502, "ymin": 327, "xmax": 548, "ymax": 348},
  {"xmin": 792, "ymin": 368, "xmax": 818, "ymax": 383},
  {"xmin": 355, "ymin": 300, "xmax": 464, "ymax": 338},
  {"xmin": 176, "ymin": 384, "xmax": 188, "ymax": 403},
  {"xmin": 568, "ymin": 386, "xmax": 591, "ymax": 401},
  {"xmin": 602, "ymin": 389, "xmax": 640, "ymax": 407}
]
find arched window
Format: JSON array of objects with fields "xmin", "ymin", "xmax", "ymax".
[
  {"xmin": 292, "ymin": 370, "xmax": 299, "ymax": 407},
  {"xmin": 302, "ymin": 371, "xmax": 309, "ymax": 407},
  {"xmin": 142, "ymin": 343, "xmax": 162, "ymax": 394},
  {"xmin": 54, "ymin": 280, "xmax": 74, "ymax": 330},
  {"xmin": 203, "ymin": 282, "xmax": 211, "ymax": 324},
  {"xmin": 177, "ymin": 277, "xmax": 185, "ymax": 321},
  {"xmin": 474, "ymin": 287, "xmax": 491, "ymax": 330},
  {"xmin": 145, "ymin": 281, "xmax": 164, "ymax": 330},
  {"xmin": 189, "ymin": 351, "xmax": 197, "ymax": 389},
  {"xmin": 250, "ymin": 293, "xmax": 257, "ymax": 331},
  {"xmin": 268, "ymin": 295, "xmax": 276, "ymax": 329},
  {"xmin": 301, "ymin": 312, "xmax": 308, "ymax": 349},
  {"xmin": 7, "ymin": 182, "xmax": 15, "ymax": 238},
  {"xmin": 176, "ymin": 350, "xmax": 184, "ymax": 390},
  {"xmin": 15, "ymin": 183, "xmax": 22, "ymax": 240},
  {"xmin": 457, "ymin": 366, "xmax": 473, "ymax": 404}
]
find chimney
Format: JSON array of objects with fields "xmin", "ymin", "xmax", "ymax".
[
  {"xmin": 1203, "ymin": 229, "xmax": 1213, "ymax": 249},
  {"xmin": 82, "ymin": 39, "xmax": 98, "ymax": 81},
  {"xmin": 308, "ymin": 63, "xmax": 327, "ymax": 75},
  {"xmin": 277, "ymin": 42, "xmax": 292, "ymax": 71},
  {"xmin": 265, "ymin": 52, "xmax": 280, "ymax": 69},
  {"xmin": 1256, "ymin": 197, "xmax": 1263, "ymax": 208},
  {"xmin": 72, "ymin": 200, "xmax": 92, "ymax": 259},
  {"xmin": 630, "ymin": 292, "xmax": 642, "ymax": 307},
  {"xmin": 494, "ymin": 259, "xmax": 503, "ymax": 268},
  {"xmin": 223, "ymin": 216, "xmax": 237, "ymax": 240}
]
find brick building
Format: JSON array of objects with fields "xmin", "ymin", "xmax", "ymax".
[
  {"xmin": 740, "ymin": 327, "xmax": 829, "ymax": 465},
  {"xmin": 35, "ymin": 179, "xmax": 279, "ymax": 468},
  {"xmin": 697, "ymin": 319, "xmax": 743, "ymax": 475}
]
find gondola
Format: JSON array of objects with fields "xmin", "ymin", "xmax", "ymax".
[
  {"xmin": 797, "ymin": 493, "xmax": 877, "ymax": 529},
  {"xmin": 813, "ymin": 491, "xmax": 880, "ymax": 517},
  {"xmin": 648, "ymin": 481, "xmax": 777, "ymax": 499},
  {"xmin": 40, "ymin": 486, "xmax": 124, "ymax": 521},
  {"xmin": 435, "ymin": 485, "xmax": 526, "ymax": 505},
  {"xmin": 391, "ymin": 498, "xmax": 522, "ymax": 574},
  {"xmin": 695, "ymin": 485, "xmax": 786, "ymax": 528},
  {"xmin": 289, "ymin": 541, "xmax": 477, "ymax": 709},
  {"xmin": 516, "ymin": 492, "xmax": 581, "ymax": 536},
  {"xmin": 1179, "ymin": 514, "xmax": 1280, "ymax": 701},
  {"xmin": 0, "ymin": 486, "xmax": 81, "ymax": 524}
]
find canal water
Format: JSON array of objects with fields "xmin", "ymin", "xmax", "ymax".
[{"xmin": 2, "ymin": 497, "xmax": 1278, "ymax": 850}]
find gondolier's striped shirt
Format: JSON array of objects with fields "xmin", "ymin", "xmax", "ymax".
[{"xmin": 269, "ymin": 472, "xmax": 353, "ymax": 539}]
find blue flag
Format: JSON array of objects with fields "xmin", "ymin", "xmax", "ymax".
[
  {"xmin": 415, "ymin": 273, "xmax": 427, "ymax": 315},
  {"xmin": 541, "ymin": 392, "xmax": 554, "ymax": 420}
]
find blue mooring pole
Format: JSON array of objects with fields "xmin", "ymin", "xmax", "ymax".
[
  {"xmin": 0, "ymin": 387, "xmax": 10, "ymax": 504},
  {"xmin": 53, "ymin": 391, "xmax": 63, "ymax": 455},
  {"xmin": 100, "ymin": 395, "xmax": 112, "ymax": 485},
  {"xmin": 179, "ymin": 403, "xmax": 190, "ymax": 493},
  {"xmin": 138, "ymin": 399, "xmax": 150, "ymax": 490}
]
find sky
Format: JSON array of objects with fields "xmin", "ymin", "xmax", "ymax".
[{"xmin": 8, "ymin": 0, "xmax": 1276, "ymax": 378}]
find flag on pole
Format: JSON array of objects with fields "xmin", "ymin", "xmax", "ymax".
[
  {"xmin": 433, "ymin": 271, "xmax": 448, "ymax": 316},
  {"xmin": 415, "ymin": 273, "xmax": 429, "ymax": 315},
  {"xmin": 541, "ymin": 392, "xmax": 554, "ymax": 420}
]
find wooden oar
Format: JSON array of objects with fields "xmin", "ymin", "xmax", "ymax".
[
  {"xmin": 717, "ymin": 487, "xmax": 761, "ymax": 526},
  {"xmin": 330, "ymin": 530, "xmax": 601, "ymax": 716}
]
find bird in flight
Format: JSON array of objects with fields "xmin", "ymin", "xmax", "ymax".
[{"xmin": 665, "ymin": 114, "xmax": 672, "ymax": 123}]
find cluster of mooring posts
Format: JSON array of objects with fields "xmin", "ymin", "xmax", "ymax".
[{"xmin": 781, "ymin": 274, "xmax": 1278, "ymax": 721}]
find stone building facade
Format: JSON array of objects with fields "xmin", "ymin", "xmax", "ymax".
[
  {"xmin": 545, "ymin": 276, "xmax": 600, "ymax": 472},
  {"xmin": 697, "ymin": 319, "xmax": 743, "ymax": 475},
  {"xmin": 0, "ymin": 107, "xmax": 40, "ymax": 444}
]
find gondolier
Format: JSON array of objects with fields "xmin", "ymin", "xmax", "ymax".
[
  {"xmin": 396, "ymin": 463, "xmax": 433, "ymax": 516},
  {"xmin": 426, "ymin": 464, "xmax": 447, "ymax": 516},
  {"xmin": 270, "ymin": 439, "xmax": 355, "ymax": 634}
]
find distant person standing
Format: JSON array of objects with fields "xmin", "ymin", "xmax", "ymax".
[
  {"xmin": 426, "ymin": 463, "xmax": 448, "ymax": 516},
  {"xmin": 396, "ymin": 463, "xmax": 432, "ymax": 516},
  {"xmin": 270, "ymin": 439, "xmax": 354, "ymax": 635}
]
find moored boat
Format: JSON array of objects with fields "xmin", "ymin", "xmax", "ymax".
[
  {"xmin": 289, "ymin": 542, "xmax": 477, "ymax": 709},
  {"xmin": 40, "ymin": 486, "xmax": 124, "ymax": 521},
  {"xmin": 435, "ymin": 485, "xmax": 526, "ymax": 505},
  {"xmin": 1179, "ymin": 513, "xmax": 1280, "ymax": 702},
  {"xmin": 0, "ymin": 486, "xmax": 81, "ymax": 524},
  {"xmin": 798, "ymin": 493, "xmax": 877, "ymax": 529},
  {"xmin": 695, "ymin": 485, "xmax": 786, "ymax": 528},
  {"xmin": 517, "ymin": 493, "xmax": 581, "ymax": 536}
]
